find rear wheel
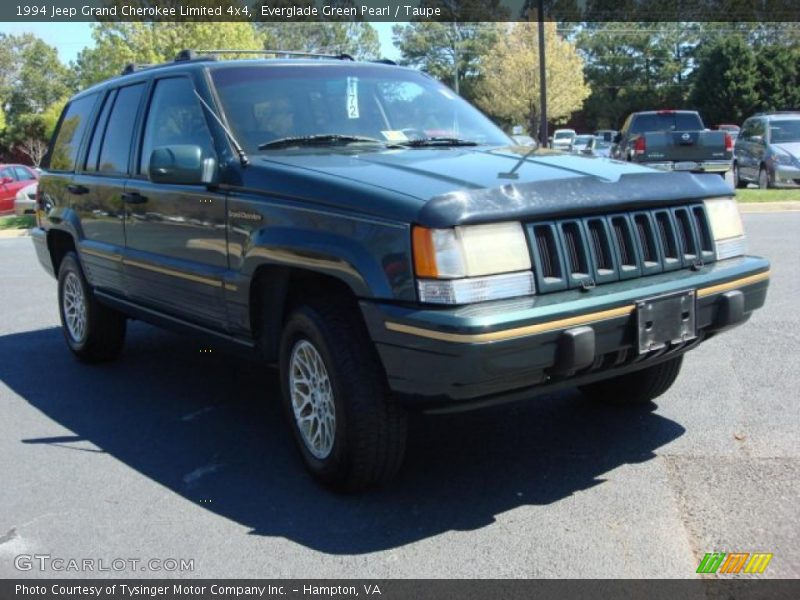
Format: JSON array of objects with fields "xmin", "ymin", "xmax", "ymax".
[
  {"xmin": 57, "ymin": 252, "xmax": 126, "ymax": 362},
  {"xmin": 278, "ymin": 296, "xmax": 407, "ymax": 491},
  {"xmin": 733, "ymin": 162, "xmax": 748, "ymax": 189},
  {"xmin": 579, "ymin": 355, "xmax": 683, "ymax": 405}
]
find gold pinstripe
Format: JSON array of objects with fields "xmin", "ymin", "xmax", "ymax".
[{"xmin": 385, "ymin": 270, "xmax": 770, "ymax": 343}]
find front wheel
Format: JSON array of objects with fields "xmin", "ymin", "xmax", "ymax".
[
  {"xmin": 57, "ymin": 252, "xmax": 126, "ymax": 362},
  {"xmin": 278, "ymin": 296, "xmax": 407, "ymax": 491},
  {"xmin": 579, "ymin": 355, "xmax": 683, "ymax": 405},
  {"xmin": 758, "ymin": 166, "xmax": 772, "ymax": 190}
]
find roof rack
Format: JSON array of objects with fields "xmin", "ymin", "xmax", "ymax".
[
  {"xmin": 121, "ymin": 63, "xmax": 156, "ymax": 75},
  {"xmin": 195, "ymin": 49, "xmax": 355, "ymax": 61},
  {"xmin": 119, "ymin": 49, "xmax": 392, "ymax": 77}
]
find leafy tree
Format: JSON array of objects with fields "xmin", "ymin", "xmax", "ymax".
[
  {"xmin": 688, "ymin": 36, "xmax": 759, "ymax": 125},
  {"xmin": 74, "ymin": 21, "xmax": 263, "ymax": 87},
  {"xmin": 0, "ymin": 33, "xmax": 70, "ymax": 119},
  {"xmin": 754, "ymin": 45, "xmax": 800, "ymax": 112},
  {"xmin": 254, "ymin": 1, "xmax": 380, "ymax": 59},
  {"xmin": 574, "ymin": 22, "xmax": 701, "ymax": 129},
  {"xmin": 473, "ymin": 22, "xmax": 590, "ymax": 135},
  {"xmin": 392, "ymin": 22, "xmax": 499, "ymax": 101}
]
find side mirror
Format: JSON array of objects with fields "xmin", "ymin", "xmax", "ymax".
[
  {"xmin": 613, "ymin": 133, "xmax": 622, "ymax": 144},
  {"xmin": 148, "ymin": 145, "xmax": 216, "ymax": 185},
  {"xmin": 1, "ymin": 176, "xmax": 13, "ymax": 185}
]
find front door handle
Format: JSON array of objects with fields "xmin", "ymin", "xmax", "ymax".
[
  {"xmin": 67, "ymin": 184, "xmax": 89, "ymax": 195},
  {"xmin": 122, "ymin": 192, "xmax": 148, "ymax": 205}
]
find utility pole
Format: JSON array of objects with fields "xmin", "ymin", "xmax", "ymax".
[{"xmin": 537, "ymin": 0, "xmax": 547, "ymax": 147}]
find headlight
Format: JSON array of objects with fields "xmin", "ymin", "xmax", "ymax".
[
  {"xmin": 412, "ymin": 222, "xmax": 534, "ymax": 304},
  {"xmin": 771, "ymin": 151, "xmax": 794, "ymax": 166},
  {"xmin": 704, "ymin": 197, "xmax": 746, "ymax": 260}
]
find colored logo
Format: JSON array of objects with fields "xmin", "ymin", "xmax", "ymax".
[{"xmin": 696, "ymin": 552, "xmax": 773, "ymax": 574}]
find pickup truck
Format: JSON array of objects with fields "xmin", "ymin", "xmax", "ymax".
[
  {"xmin": 613, "ymin": 110, "xmax": 733, "ymax": 175},
  {"xmin": 32, "ymin": 52, "xmax": 769, "ymax": 491}
]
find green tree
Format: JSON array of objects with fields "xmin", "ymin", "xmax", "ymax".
[
  {"xmin": 74, "ymin": 21, "xmax": 263, "ymax": 87},
  {"xmin": 0, "ymin": 33, "xmax": 70, "ymax": 119},
  {"xmin": 575, "ymin": 22, "xmax": 701, "ymax": 129},
  {"xmin": 255, "ymin": 1, "xmax": 380, "ymax": 59},
  {"xmin": 392, "ymin": 22, "xmax": 499, "ymax": 101},
  {"xmin": 474, "ymin": 22, "xmax": 590, "ymax": 135},
  {"xmin": 754, "ymin": 45, "xmax": 800, "ymax": 112},
  {"xmin": 689, "ymin": 36, "xmax": 760, "ymax": 125}
]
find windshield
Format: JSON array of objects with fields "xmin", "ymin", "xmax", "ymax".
[
  {"xmin": 770, "ymin": 120, "xmax": 800, "ymax": 144},
  {"xmin": 574, "ymin": 135, "xmax": 593, "ymax": 144},
  {"xmin": 631, "ymin": 112, "xmax": 703, "ymax": 133},
  {"xmin": 554, "ymin": 131, "xmax": 574, "ymax": 140},
  {"xmin": 210, "ymin": 64, "xmax": 510, "ymax": 152}
]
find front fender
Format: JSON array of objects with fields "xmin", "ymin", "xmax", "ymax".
[{"xmin": 235, "ymin": 220, "xmax": 414, "ymax": 302}]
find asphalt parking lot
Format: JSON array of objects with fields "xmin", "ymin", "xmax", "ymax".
[{"xmin": 0, "ymin": 213, "xmax": 798, "ymax": 579}]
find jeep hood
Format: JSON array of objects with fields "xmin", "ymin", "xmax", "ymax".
[{"xmin": 256, "ymin": 146, "xmax": 732, "ymax": 227}]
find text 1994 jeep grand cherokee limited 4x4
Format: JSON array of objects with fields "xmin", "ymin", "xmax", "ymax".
[{"xmin": 32, "ymin": 51, "xmax": 769, "ymax": 490}]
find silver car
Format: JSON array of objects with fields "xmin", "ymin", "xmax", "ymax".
[
  {"xmin": 734, "ymin": 112, "xmax": 800, "ymax": 189},
  {"xmin": 15, "ymin": 182, "xmax": 37, "ymax": 216}
]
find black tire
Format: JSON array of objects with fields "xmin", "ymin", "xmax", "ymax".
[
  {"xmin": 278, "ymin": 295, "xmax": 407, "ymax": 491},
  {"xmin": 57, "ymin": 251, "xmax": 126, "ymax": 363},
  {"xmin": 579, "ymin": 355, "xmax": 683, "ymax": 405},
  {"xmin": 733, "ymin": 162, "xmax": 748, "ymax": 189},
  {"xmin": 758, "ymin": 166, "xmax": 771, "ymax": 190}
]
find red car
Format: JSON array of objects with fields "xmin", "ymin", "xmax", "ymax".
[{"xmin": 0, "ymin": 164, "xmax": 38, "ymax": 215}]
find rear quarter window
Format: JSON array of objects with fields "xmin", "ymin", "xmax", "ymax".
[{"xmin": 47, "ymin": 94, "xmax": 98, "ymax": 172}]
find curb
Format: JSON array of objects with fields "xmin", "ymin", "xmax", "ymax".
[
  {"xmin": 738, "ymin": 201, "xmax": 800, "ymax": 213},
  {"xmin": 0, "ymin": 229, "xmax": 31, "ymax": 239}
]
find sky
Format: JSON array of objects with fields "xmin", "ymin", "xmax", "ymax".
[{"xmin": 0, "ymin": 21, "xmax": 401, "ymax": 63}]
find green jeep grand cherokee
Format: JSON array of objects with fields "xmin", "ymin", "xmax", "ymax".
[{"xmin": 32, "ymin": 51, "xmax": 770, "ymax": 490}]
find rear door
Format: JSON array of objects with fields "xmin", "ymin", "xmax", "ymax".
[
  {"xmin": 71, "ymin": 83, "xmax": 147, "ymax": 293},
  {"xmin": 123, "ymin": 75, "xmax": 229, "ymax": 329}
]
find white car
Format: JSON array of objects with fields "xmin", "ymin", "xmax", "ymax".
[
  {"xmin": 14, "ymin": 182, "xmax": 37, "ymax": 216},
  {"xmin": 551, "ymin": 128, "xmax": 576, "ymax": 150}
]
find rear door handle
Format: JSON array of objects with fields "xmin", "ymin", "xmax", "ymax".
[
  {"xmin": 67, "ymin": 184, "xmax": 89, "ymax": 195},
  {"xmin": 122, "ymin": 192, "xmax": 148, "ymax": 205}
]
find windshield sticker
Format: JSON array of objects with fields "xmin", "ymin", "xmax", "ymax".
[
  {"xmin": 381, "ymin": 130, "xmax": 409, "ymax": 142},
  {"xmin": 347, "ymin": 77, "xmax": 359, "ymax": 119}
]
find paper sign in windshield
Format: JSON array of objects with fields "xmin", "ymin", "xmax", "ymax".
[
  {"xmin": 381, "ymin": 130, "xmax": 409, "ymax": 142},
  {"xmin": 347, "ymin": 77, "xmax": 359, "ymax": 119}
]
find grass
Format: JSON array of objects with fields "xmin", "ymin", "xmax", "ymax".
[
  {"xmin": 0, "ymin": 214, "xmax": 36, "ymax": 230},
  {"xmin": 735, "ymin": 188, "xmax": 800, "ymax": 203}
]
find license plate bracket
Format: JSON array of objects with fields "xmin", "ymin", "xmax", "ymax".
[{"xmin": 636, "ymin": 290, "xmax": 696, "ymax": 354}]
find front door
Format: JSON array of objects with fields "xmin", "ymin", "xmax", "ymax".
[{"xmin": 123, "ymin": 75, "xmax": 229, "ymax": 330}]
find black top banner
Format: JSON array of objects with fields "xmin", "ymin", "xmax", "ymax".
[{"xmin": 4, "ymin": 0, "xmax": 800, "ymax": 22}]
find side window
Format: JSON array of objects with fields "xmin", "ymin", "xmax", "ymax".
[
  {"xmin": 13, "ymin": 167, "xmax": 35, "ymax": 181},
  {"xmin": 84, "ymin": 90, "xmax": 116, "ymax": 172},
  {"xmin": 48, "ymin": 94, "xmax": 98, "ymax": 172},
  {"xmin": 98, "ymin": 83, "xmax": 145, "ymax": 175},
  {"xmin": 139, "ymin": 77, "xmax": 215, "ymax": 175}
]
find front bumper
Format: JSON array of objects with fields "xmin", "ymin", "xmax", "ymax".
[
  {"xmin": 645, "ymin": 159, "xmax": 731, "ymax": 173},
  {"xmin": 360, "ymin": 256, "xmax": 769, "ymax": 409},
  {"xmin": 772, "ymin": 164, "xmax": 800, "ymax": 188},
  {"xmin": 30, "ymin": 227, "xmax": 54, "ymax": 277}
]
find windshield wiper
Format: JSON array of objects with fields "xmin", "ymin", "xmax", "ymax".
[
  {"xmin": 258, "ymin": 134, "xmax": 395, "ymax": 150},
  {"xmin": 402, "ymin": 137, "xmax": 480, "ymax": 147}
]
